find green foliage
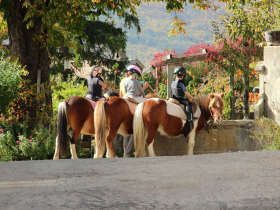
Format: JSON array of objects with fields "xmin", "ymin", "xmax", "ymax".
[
  {"xmin": 51, "ymin": 74, "xmax": 87, "ymax": 117},
  {"xmin": 222, "ymin": 88, "xmax": 232, "ymax": 120},
  {"xmin": 250, "ymin": 117, "xmax": 280, "ymax": 150},
  {"xmin": 0, "ymin": 113, "xmax": 56, "ymax": 161},
  {"xmin": 73, "ymin": 20, "xmax": 130, "ymax": 70},
  {"xmin": 0, "ymin": 55, "xmax": 28, "ymax": 114}
]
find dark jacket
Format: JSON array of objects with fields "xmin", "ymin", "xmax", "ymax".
[
  {"xmin": 86, "ymin": 76, "xmax": 104, "ymax": 101},
  {"xmin": 170, "ymin": 78, "xmax": 186, "ymax": 100}
]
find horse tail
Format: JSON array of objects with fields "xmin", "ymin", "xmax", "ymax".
[
  {"xmin": 57, "ymin": 102, "xmax": 68, "ymax": 159},
  {"xmin": 133, "ymin": 102, "xmax": 146, "ymax": 157},
  {"xmin": 94, "ymin": 101, "xmax": 107, "ymax": 158}
]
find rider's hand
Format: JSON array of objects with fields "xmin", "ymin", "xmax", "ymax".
[
  {"xmin": 189, "ymin": 96, "xmax": 194, "ymax": 103},
  {"xmin": 143, "ymin": 82, "xmax": 148, "ymax": 90}
]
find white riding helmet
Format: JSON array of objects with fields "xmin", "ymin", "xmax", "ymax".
[{"xmin": 89, "ymin": 65, "xmax": 102, "ymax": 77}]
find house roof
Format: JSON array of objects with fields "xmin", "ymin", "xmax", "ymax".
[{"xmin": 125, "ymin": 58, "xmax": 145, "ymax": 70}]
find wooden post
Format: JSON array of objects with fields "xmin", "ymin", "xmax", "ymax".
[
  {"xmin": 156, "ymin": 67, "xmax": 159, "ymax": 93},
  {"xmin": 37, "ymin": 70, "xmax": 41, "ymax": 93},
  {"xmin": 167, "ymin": 64, "xmax": 174, "ymax": 99}
]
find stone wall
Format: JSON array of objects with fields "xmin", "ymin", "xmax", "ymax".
[
  {"xmin": 153, "ymin": 120, "xmax": 263, "ymax": 156},
  {"xmin": 255, "ymin": 46, "xmax": 280, "ymax": 124},
  {"xmin": 263, "ymin": 46, "xmax": 280, "ymax": 124}
]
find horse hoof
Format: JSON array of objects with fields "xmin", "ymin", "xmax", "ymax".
[{"xmin": 53, "ymin": 156, "xmax": 59, "ymax": 160}]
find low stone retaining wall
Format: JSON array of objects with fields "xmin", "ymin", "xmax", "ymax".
[{"xmin": 153, "ymin": 120, "xmax": 263, "ymax": 156}]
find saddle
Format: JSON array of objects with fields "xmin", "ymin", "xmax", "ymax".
[
  {"xmin": 166, "ymin": 98, "xmax": 198, "ymax": 137},
  {"xmin": 122, "ymin": 96, "xmax": 138, "ymax": 115},
  {"xmin": 122, "ymin": 96, "xmax": 137, "ymax": 103},
  {"xmin": 166, "ymin": 98, "xmax": 187, "ymax": 115},
  {"xmin": 165, "ymin": 98, "xmax": 198, "ymax": 120}
]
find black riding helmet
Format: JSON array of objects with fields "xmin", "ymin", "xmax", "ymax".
[{"xmin": 174, "ymin": 66, "xmax": 186, "ymax": 76}]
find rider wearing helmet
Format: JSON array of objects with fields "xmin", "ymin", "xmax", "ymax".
[
  {"xmin": 124, "ymin": 65, "xmax": 148, "ymax": 103},
  {"xmin": 86, "ymin": 65, "xmax": 107, "ymax": 101},
  {"xmin": 170, "ymin": 66, "xmax": 198, "ymax": 121},
  {"xmin": 119, "ymin": 69, "xmax": 130, "ymax": 98}
]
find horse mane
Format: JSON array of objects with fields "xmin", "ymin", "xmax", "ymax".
[
  {"xmin": 195, "ymin": 93, "xmax": 223, "ymax": 111},
  {"xmin": 194, "ymin": 94, "xmax": 210, "ymax": 111},
  {"xmin": 145, "ymin": 93, "xmax": 161, "ymax": 99},
  {"xmin": 104, "ymin": 89, "xmax": 119, "ymax": 98}
]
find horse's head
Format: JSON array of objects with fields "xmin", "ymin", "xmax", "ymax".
[{"xmin": 208, "ymin": 93, "xmax": 224, "ymax": 124}]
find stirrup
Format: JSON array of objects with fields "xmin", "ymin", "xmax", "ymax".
[{"xmin": 187, "ymin": 114, "xmax": 198, "ymax": 121}]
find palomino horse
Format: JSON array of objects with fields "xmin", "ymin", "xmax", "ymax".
[
  {"xmin": 94, "ymin": 93, "xmax": 159, "ymax": 158},
  {"xmin": 53, "ymin": 91, "xmax": 118, "ymax": 159},
  {"xmin": 133, "ymin": 93, "xmax": 224, "ymax": 157}
]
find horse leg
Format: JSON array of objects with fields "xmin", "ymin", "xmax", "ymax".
[
  {"xmin": 146, "ymin": 129, "xmax": 158, "ymax": 157},
  {"xmin": 106, "ymin": 128, "xmax": 118, "ymax": 158},
  {"xmin": 53, "ymin": 136, "xmax": 60, "ymax": 160},
  {"xmin": 69, "ymin": 128, "xmax": 82, "ymax": 159},
  {"xmin": 147, "ymin": 141, "xmax": 156, "ymax": 157},
  {"xmin": 186, "ymin": 124, "xmax": 197, "ymax": 155}
]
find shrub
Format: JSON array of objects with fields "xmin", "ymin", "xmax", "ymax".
[
  {"xmin": 51, "ymin": 74, "xmax": 87, "ymax": 117},
  {"xmin": 250, "ymin": 117, "xmax": 280, "ymax": 150},
  {"xmin": 0, "ymin": 113, "xmax": 57, "ymax": 161},
  {"xmin": 0, "ymin": 55, "xmax": 28, "ymax": 114}
]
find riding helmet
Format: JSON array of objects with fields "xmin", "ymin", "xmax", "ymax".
[
  {"xmin": 174, "ymin": 66, "xmax": 186, "ymax": 76},
  {"xmin": 127, "ymin": 65, "xmax": 141, "ymax": 76},
  {"xmin": 89, "ymin": 65, "xmax": 102, "ymax": 77}
]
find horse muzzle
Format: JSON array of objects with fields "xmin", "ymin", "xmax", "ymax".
[{"xmin": 213, "ymin": 114, "xmax": 222, "ymax": 124}]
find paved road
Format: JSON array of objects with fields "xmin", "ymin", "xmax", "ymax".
[{"xmin": 1, "ymin": 150, "xmax": 280, "ymax": 210}]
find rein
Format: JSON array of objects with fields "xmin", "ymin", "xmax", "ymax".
[{"xmin": 199, "ymin": 104, "xmax": 213, "ymax": 134}]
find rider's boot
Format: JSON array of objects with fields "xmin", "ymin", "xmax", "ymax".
[{"xmin": 186, "ymin": 105, "xmax": 198, "ymax": 121}]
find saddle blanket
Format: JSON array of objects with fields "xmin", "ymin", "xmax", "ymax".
[
  {"xmin": 86, "ymin": 98, "xmax": 97, "ymax": 110},
  {"xmin": 165, "ymin": 100, "xmax": 187, "ymax": 121}
]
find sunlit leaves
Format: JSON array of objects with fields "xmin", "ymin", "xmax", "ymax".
[{"xmin": 168, "ymin": 16, "xmax": 187, "ymax": 36}]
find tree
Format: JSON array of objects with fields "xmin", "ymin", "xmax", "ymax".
[
  {"xmin": 0, "ymin": 0, "xmax": 232, "ymax": 119},
  {"xmin": 211, "ymin": 0, "xmax": 280, "ymax": 119}
]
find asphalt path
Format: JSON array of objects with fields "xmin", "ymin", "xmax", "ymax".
[{"xmin": 1, "ymin": 150, "xmax": 280, "ymax": 210}]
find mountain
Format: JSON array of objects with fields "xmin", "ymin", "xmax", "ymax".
[{"xmin": 122, "ymin": 2, "xmax": 224, "ymax": 66}]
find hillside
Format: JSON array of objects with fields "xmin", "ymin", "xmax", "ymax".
[{"xmin": 122, "ymin": 2, "xmax": 224, "ymax": 66}]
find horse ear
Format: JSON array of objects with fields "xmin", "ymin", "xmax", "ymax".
[
  {"xmin": 220, "ymin": 93, "xmax": 224, "ymax": 98},
  {"xmin": 209, "ymin": 93, "xmax": 215, "ymax": 100}
]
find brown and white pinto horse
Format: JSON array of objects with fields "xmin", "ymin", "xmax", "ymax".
[
  {"xmin": 94, "ymin": 93, "xmax": 159, "ymax": 158},
  {"xmin": 133, "ymin": 93, "xmax": 224, "ymax": 157},
  {"xmin": 53, "ymin": 91, "xmax": 118, "ymax": 160}
]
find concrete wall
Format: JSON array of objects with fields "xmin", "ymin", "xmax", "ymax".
[
  {"xmin": 153, "ymin": 120, "xmax": 263, "ymax": 156},
  {"xmin": 263, "ymin": 46, "xmax": 280, "ymax": 125}
]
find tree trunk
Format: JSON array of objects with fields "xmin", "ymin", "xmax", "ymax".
[
  {"xmin": 7, "ymin": 1, "xmax": 52, "ymax": 119},
  {"xmin": 242, "ymin": 71, "xmax": 249, "ymax": 119}
]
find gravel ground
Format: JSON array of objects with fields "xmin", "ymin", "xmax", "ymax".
[{"xmin": 1, "ymin": 150, "xmax": 280, "ymax": 210}]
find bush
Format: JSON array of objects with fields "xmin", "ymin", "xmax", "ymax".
[
  {"xmin": 250, "ymin": 117, "xmax": 280, "ymax": 150},
  {"xmin": 51, "ymin": 74, "xmax": 87, "ymax": 117},
  {"xmin": 0, "ymin": 55, "xmax": 28, "ymax": 114},
  {"xmin": 0, "ymin": 113, "xmax": 57, "ymax": 161}
]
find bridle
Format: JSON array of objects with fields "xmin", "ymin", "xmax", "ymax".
[
  {"xmin": 200, "ymin": 105, "xmax": 213, "ymax": 134},
  {"xmin": 199, "ymin": 104, "xmax": 222, "ymax": 134},
  {"xmin": 210, "ymin": 107, "xmax": 222, "ymax": 119}
]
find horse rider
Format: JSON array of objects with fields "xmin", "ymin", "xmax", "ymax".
[
  {"xmin": 119, "ymin": 69, "xmax": 130, "ymax": 98},
  {"xmin": 124, "ymin": 65, "xmax": 148, "ymax": 103},
  {"xmin": 86, "ymin": 65, "xmax": 107, "ymax": 101},
  {"xmin": 121, "ymin": 65, "xmax": 148, "ymax": 157},
  {"xmin": 170, "ymin": 66, "xmax": 198, "ymax": 121}
]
